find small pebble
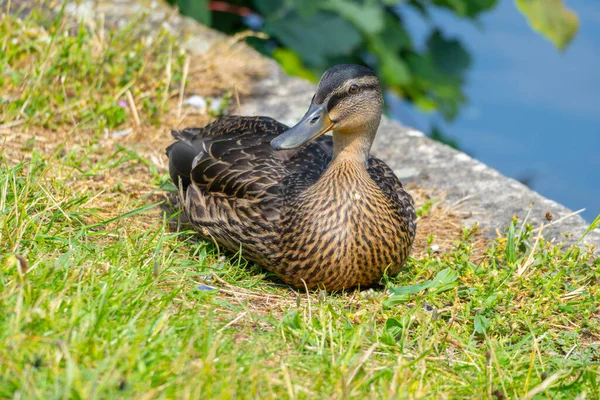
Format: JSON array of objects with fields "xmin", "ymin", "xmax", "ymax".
[
  {"xmin": 184, "ymin": 95, "xmax": 207, "ymax": 109},
  {"xmin": 109, "ymin": 128, "xmax": 132, "ymax": 138}
]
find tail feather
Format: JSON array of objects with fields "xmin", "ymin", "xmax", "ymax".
[
  {"xmin": 167, "ymin": 138, "xmax": 204, "ymax": 190},
  {"xmin": 170, "ymin": 128, "xmax": 202, "ymax": 143}
]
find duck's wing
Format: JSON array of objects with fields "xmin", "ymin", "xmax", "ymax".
[
  {"xmin": 367, "ymin": 157, "xmax": 417, "ymax": 240},
  {"xmin": 167, "ymin": 117, "xmax": 288, "ymax": 198},
  {"xmin": 167, "ymin": 116, "xmax": 333, "ymax": 202},
  {"xmin": 166, "ymin": 116, "xmax": 333, "ymax": 264}
]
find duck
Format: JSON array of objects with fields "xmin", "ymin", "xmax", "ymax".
[{"xmin": 166, "ymin": 64, "xmax": 417, "ymax": 291}]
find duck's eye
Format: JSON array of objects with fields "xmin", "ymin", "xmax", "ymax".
[{"xmin": 348, "ymin": 84, "xmax": 358, "ymax": 94}]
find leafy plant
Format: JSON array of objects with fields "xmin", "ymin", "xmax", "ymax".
[
  {"xmin": 516, "ymin": 0, "xmax": 579, "ymax": 51},
  {"xmin": 167, "ymin": 0, "xmax": 579, "ymax": 124},
  {"xmin": 384, "ymin": 267, "xmax": 459, "ymax": 306}
]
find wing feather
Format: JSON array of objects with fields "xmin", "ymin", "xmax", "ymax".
[
  {"xmin": 367, "ymin": 157, "xmax": 417, "ymax": 239},
  {"xmin": 174, "ymin": 116, "xmax": 333, "ymax": 203}
]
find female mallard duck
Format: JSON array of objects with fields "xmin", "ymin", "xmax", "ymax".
[{"xmin": 167, "ymin": 64, "xmax": 416, "ymax": 290}]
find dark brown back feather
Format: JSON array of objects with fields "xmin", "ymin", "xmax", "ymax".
[
  {"xmin": 367, "ymin": 158, "xmax": 417, "ymax": 240},
  {"xmin": 168, "ymin": 116, "xmax": 333, "ymax": 203}
]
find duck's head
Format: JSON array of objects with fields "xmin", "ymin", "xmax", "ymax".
[{"xmin": 271, "ymin": 64, "xmax": 383, "ymax": 152}]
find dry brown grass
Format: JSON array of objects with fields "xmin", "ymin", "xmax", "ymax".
[{"xmin": 409, "ymin": 186, "xmax": 488, "ymax": 260}]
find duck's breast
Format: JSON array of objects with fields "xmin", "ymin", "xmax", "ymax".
[{"xmin": 278, "ymin": 160, "xmax": 411, "ymax": 290}]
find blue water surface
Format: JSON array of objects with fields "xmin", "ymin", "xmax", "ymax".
[{"xmin": 391, "ymin": 0, "xmax": 600, "ymax": 222}]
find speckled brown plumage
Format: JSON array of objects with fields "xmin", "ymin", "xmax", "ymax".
[{"xmin": 167, "ymin": 64, "xmax": 416, "ymax": 290}]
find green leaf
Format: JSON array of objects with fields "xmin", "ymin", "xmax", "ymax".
[
  {"xmin": 369, "ymin": 36, "xmax": 411, "ymax": 85},
  {"xmin": 407, "ymin": 52, "xmax": 466, "ymax": 120},
  {"xmin": 433, "ymin": 0, "xmax": 497, "ymax": 18},
  {"xmin": 384, "ymin": 293, "xmax": 411, "ymax": 306},
  {"xmin": 413, "ymin": 96, "xmax": 438, "ymax": 113},
  {"xmin": 252, "ymin": 0, "xmax": 285, "ymax": 15},
  {"xmin": 431, "ymin": 268, "xmax": 458, "ymax": 287},
  {"xmin": 474, "ymin": 314, "xmax": 490, "ymax": 334},
  {"xmin": 389, "ymin": 281, "xmax": 432, "ymax": 296},
  {"xmin": 322, "ymin": 0, "xmax": 385, "ymax": 35},
  {"xmin": 427, "ymin": 30, "xmax": 471, "ymax": 80},
  {"xmin": 515, "ymin": 0, "xmax": 579, "ymax": 51},
  {"xmin": 430, "ymin": 267, "xmax": 459, "ymax": 293},
  {"xmin": 385, "ymin": 318, "xmax": 403, "ymax": 337},
  {"xmin": 379, "ymin": 14, "xmax": 412, "ymax": 52},
  {"xmin": 174, "ymin": 0, "xmax": 210, "ymax": 25},
  {"xmin": 380, "ymin": 53, "xmax": 411, "ymax": 86},
  {"xmin": 264, "ymin": 11, "xmax": 362, "ymax": 66},
  {"xmin": 290, "ymin": 0, "xmax": 322, "ymax": 18},
  {"xmin": 272, "ymin": 48, "xmax": 319, "ymax": 82},
  {"xmin": 484, "ymin": 293, "xmax": 499, "ymax": 308},
  {"xmin": 386, "ymin": 267, "xmax": 459, "ymax": 306}
]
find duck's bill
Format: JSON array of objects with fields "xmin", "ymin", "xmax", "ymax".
[{"xmin": 270, "ymin": 103, "xmax": 335, "ymax": 150}]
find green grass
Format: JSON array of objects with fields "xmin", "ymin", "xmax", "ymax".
[
  {"xmin": 0, "ymin": 3, "xmax": 185, "ymax": 130},
  {"xmin": 1, "ymin": 3, "xmax": 600, "ymax": 399},
  {"xmin": 2, "ymin": 153, "xmax": 599, "ymax": 398}
]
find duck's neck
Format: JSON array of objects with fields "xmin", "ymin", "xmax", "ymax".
[
  {"xmin": 332, "ymin": 129, "xmax": 375, "ymax": 166},
  {"xmin": 313, "ymin": 129, "xmax": 379, "ymax": 199}
]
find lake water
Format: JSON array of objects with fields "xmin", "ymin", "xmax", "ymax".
[{"xmin": 390, "ymin": 0, "xmax": 600, "ymax": 222}]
